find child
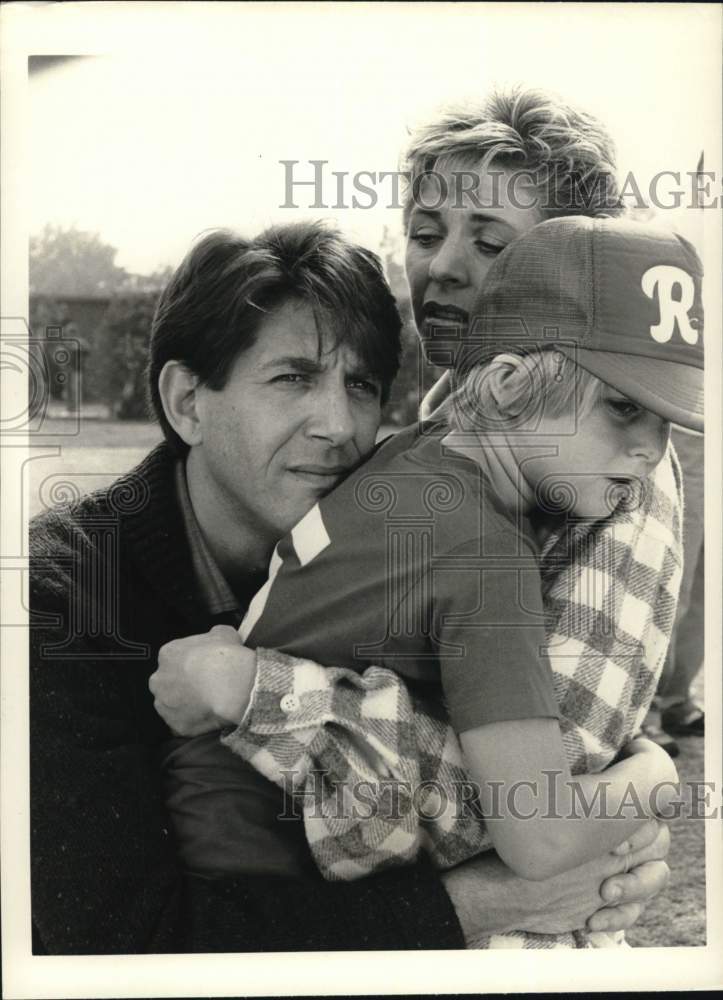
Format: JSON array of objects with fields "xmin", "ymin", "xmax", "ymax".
[{"xmin": 162, "ymin": 215, "xmax": 702, "ymax": 946}]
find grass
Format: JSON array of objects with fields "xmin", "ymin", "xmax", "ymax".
[
  {"xmin": 27, "ymin": 418, "xmax": 162, "ymax": 519},
  {"xmin": 26, "ymin": 417, "xmax": 707, "ymax": 947},
  {"xmin": 626, "ymin": 729, "xmax": 706, "ymax": 947}
]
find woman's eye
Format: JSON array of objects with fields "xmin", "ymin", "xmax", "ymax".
[
  {"xmin": 272, "ymin": 373, "xmax": 309, "ymax": 385},
  {"xmin": 409, "ymin": 230, "xmax": 441, "ymax": 248}
]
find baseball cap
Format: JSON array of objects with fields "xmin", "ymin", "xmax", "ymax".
[{"xmin": 465, "ymin": 215, "xmax": 704, "ymax": 431}]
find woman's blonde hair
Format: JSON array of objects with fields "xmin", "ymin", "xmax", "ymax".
[{"xmin": 401, "ymin": 87, "xmax": 622, "ymax": 227}]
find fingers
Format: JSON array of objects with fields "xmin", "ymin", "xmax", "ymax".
[
  {"xmin": 611, "ymin": 817, "xmax": 660, "ymax": 855},
  {"xmin": 611, "ymin": 817, "xmax": 670, "ymax": 860},
  {"xmin": 600, "ymin": 859, "xmax": 670, "ymax": 906},
  {"xmin": 150, "ymin": 628, "xmax": 253, "ymax": 734},
  {"xmin": 148, "ymin": 670, "xmax": 171, "ymax": 703},
  {"xmin": 210, "ymin": 624, "xmax": 242, "ymax": 640},
  {"xmin": 590, "ymin": 858, "xmax": 670, "ymax": 933},
  {"xmin": 152, "ymin": 694, "xmax": 178, "ymax": 727},
  {"xmin": 587, "ymin": 901, "xmax": 645, "ymax": 934},
  {"xmin": 621, "ymin": 820, "xmax": 671, "ymax": 867},
  {"xmin": 152, "ymin": 695, "xmax": 217, "ymax": 737},
  {"xmin": 148, "ymin": 666, "xmax": 180, "ymax": 707}
]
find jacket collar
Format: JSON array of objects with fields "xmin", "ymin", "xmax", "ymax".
[{"xmin": 117, "ymin": 442, "xmax": 213, "ymax": 632}]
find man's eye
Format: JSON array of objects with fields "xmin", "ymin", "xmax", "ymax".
[
  {"xmin": 348, "ymin": 378, "xmax": 380, "ymax": 397},
  {"xmin": 272, "ymin": 373, "xmax": 310, "ymax": 385},
  {"xmin": 347, "ymin": 376, "xmax": 381, "ymax": 397}
]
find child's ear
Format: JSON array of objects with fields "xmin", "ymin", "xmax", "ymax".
[
  {"xmin": 487, "ymin": 353, "xmax": 530, "ymax": 415},
  {"xmin": 157, "ymin": 361, "xmax": 203, "ymax": 447}
]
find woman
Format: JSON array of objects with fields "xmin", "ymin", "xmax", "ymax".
[{"xmin": 151, "ymin": 88, "xmax": 681, "ymax": 947}]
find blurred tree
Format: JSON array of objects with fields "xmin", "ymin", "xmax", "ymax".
[
  {"xmin": 28, "ymin": 296, "xmax": 70, "ymax": 401},
  {"xmin": 121, "ymin": 265, "xmax": 175, "ymax": 294},
  {"xmin": 91, "ymin": 293, "xmax": 160, "ymax": 419},
  {"xmin": 30, "ymin": 225, "xmax": 130, "ymax": 296},
  {"xmin": 30, "ymin": 226, "xmax": 172, "ymax": 417}
]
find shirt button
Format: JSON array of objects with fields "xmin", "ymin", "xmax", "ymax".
[{"xmin": 280, "ymin": 693, "xmax": 300, "ymax": 713}]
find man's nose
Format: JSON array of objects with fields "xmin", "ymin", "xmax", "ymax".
[
  {"xmin": 629, "ymin": 414, "xmax": 671, "ymax": 471},
  {"xmin": 428, "ymin": 235, "xmax": 469, "ymax": 286},
  {"xmin": 308, "ymin": 385, "xmax": 356, "ymax": 447}
]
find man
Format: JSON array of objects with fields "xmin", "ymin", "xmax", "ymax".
[
  {"xmin": 151, "ymin": 90, "xmax": 677, "ymax": 946},
  {"xmin": 31, "ymin": 127, "xmax": 669, "ymax": 955}
]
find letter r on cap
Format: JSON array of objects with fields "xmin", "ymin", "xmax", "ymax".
[{"xmin": 641, "ymin": 265, "xmax": 698, "ymax": 344}]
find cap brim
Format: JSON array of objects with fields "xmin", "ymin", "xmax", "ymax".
[{"xmin": 556, "ymin": 348, "xmax": 704, "ymax": 432}]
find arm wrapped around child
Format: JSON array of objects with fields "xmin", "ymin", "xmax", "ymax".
[
  {"xmin": 217, "ymin": 444, "xmax": 683, "ymax": 948},
  {"xmin": 221, "ymin": 647, "xmax": 491, "ymax": 879}
]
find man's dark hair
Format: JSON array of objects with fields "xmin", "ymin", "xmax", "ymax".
[{"xmin": 148, "ymin": 221, "xmax": 403, "ymax": 452}]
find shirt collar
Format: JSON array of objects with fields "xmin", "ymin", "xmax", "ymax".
[{"xmin": 175, "ymin": 459, "xmax": 240, "ymax": 618}]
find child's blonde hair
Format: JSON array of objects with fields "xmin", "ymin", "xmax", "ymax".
[{"xmin": 440, "ymin": 349, "xmax": 604, "ymax": 434}]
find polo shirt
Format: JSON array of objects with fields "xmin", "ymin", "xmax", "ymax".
[
  {"xmin": 243, "ymin": 422, "xmax": 559, "ymax": 735},
  {"xmin": 163, "ymin": 426, "xmax": 559, "ymax": 878}
]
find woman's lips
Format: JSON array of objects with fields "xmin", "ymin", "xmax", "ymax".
[
  {"xmin": 422, "ymin": 300, "xmax": 469, "ymax": 326},
  {"xmin": 422, "ymin": 301, "xmax": 470, "ymax": 327}
]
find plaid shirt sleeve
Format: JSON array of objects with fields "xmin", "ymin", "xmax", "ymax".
[
  {"xmin": 221, "ymin": 446, "xmax": 683, "ymax": 881},
  {"xmin": 220, "ymin": 445, "xmax": 683, "ymax": 950},
  {"xmin": 539, "ymin": 443, "xmax": 684, "ymax": 774},
  {"xmin": 220, "ymin": 647, "xmax": 490, "ymax": 881}
]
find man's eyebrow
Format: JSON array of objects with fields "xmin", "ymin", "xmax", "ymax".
[
  {"xmin": 261, "ymin": 354, "xmax": 381, "ymax": 380},
  {"xmin": 348, "ymin": 365, "xmax": 382, "ymax": 382},
  {"xmin": 261, "ymin": 355, "xmax": 325, "ymax": 373}
]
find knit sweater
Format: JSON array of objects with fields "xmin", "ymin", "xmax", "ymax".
[{"xmin": 29, "ymin": 441, "xmax": 464, "ymax": 954}]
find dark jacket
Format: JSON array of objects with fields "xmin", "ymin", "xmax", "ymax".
[{"xmin": 29, "ymin": 442, "xmax": 464, "ymax": 954}]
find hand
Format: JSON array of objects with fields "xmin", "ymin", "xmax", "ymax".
[
  {"xmin": 441, "ymin": 817, "xmax": 670, "ymax": 943},
  {"xmin": 528, "ymin": 817, "xmax": 670, "ymax": 936},
  {"xmin": 149, "ymin": 625, "xmax": 257, "ymax": 736},
  {"xmin": 588, "ymin": 817, "xmax": 671, "ymax": 934}
]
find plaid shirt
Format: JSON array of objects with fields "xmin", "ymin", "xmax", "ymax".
[{"xmin": 222, "ymin": 445, "xmax": 683, "ymax": 948}]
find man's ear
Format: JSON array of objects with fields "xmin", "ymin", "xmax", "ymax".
[
  {"xmin": 157, "ymin": 361, "xmax": 203, "ymax": 447},
  {"xmin": 486, "ymin": 353, "xmax": 530, "ymax": 415}
]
